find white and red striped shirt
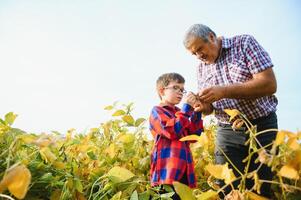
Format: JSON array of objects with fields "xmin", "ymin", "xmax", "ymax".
[{"xmin": 197, "ymin": 35, "xmax": 278, "ymax": 123}]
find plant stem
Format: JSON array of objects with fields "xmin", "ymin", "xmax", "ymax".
[
  {"xmin": 0, "ymin": 194, "xmax": 15, "ymax": 200},
  {"xmin": 260, "ymin": 179, "xmax": 301, "ymax": 192},
  {"xmin": 217, "ymin": 146, "xmax": 243, "ymax": 177}
]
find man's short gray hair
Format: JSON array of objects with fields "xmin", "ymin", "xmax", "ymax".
[{"xmin": 183, "ymin": 24, "xmax": 216, "ymax": 48}]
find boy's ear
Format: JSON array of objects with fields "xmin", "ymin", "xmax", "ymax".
[{"xmin": 158, "ymin": 87, "xmax": 165, "ymax": 97}]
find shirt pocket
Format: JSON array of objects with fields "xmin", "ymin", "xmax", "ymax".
[
  {"xmin": 199, "ymin": 73, "xmax": 216, "ymax": 89},
  {"xmin": 228, "ymin": 59, "xmax": 251, "ymax": 83}
]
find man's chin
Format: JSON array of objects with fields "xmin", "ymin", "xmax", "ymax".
[{"xmin": 204, "ymin": 59, "xmax": 213, "ymax": 64}]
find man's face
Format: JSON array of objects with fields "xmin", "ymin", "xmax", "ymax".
[{"xmin": 186, "ymin": 33, "xmax": 220, "ymax": 64}]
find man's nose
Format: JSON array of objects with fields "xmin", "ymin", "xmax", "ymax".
[{"xmin": 196, "ymin": 53, "xmax": 204, "ymax": 60}]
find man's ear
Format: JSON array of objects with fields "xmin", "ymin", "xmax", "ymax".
[{"xmin": 208, "ymin": 32, "xmax": 216, "ymax": 42}]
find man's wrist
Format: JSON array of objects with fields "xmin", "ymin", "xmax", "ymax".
[{"xmin": 222, "ymin": 85, "xmax": 229, "ymax": 98}]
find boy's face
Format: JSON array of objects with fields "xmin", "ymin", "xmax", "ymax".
[{"xmin": 160, "ymin": 81, "xmax": 185, "ymax": 105}]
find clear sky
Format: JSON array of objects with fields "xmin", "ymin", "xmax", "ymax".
[{"xmin": 0, "ymin": 0, "xmax": 300, "ymax": 133}]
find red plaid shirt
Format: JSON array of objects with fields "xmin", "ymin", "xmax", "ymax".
[
  {"xmin": 197, "ymin": 35, "xmax": 278, "ymax": 123},
  {"xmin": 149, "ymin": 103, "xmax": 203, "ymax": 188}
]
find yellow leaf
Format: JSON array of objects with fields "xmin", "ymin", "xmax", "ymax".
[
  {"xmin": 181, "ymin": 134, "xmax": 209, "ymax": 147},
  {"xmin": 5, "ymin": 112, "xmax": 18, "ymax": 125},
  {"xmin": 180, "ymin": 135, "xmax": 201, "ymax": 142},
  {"xmin": 0, "ymin": 164, "xmax": 31, "ymax": 199},
  {"xmin": 290, "ymin": 150, "xmax": 301, "ymax": 170},
  {"xmin": 205, "ymin": 164, "xmax": 236, "ymax": 184},
  {"xmin": 112, "ymin": 110, "xmax": 126, "ymax": 116},
  {"xmin": 198, "ymin": 134, "xmax": 209, "ymax": 147},
  {"xmin": 53, "ymin": 161, "xmax": 66, "ymax": 170},
  {"xmin": 197, "ymin": 189, "xmax": 218, "ymax": 200},
  {"xmin": 297, "ymin": 131, "xmax": 301, "ymax": 139},
  {"xmin": 111, "ymin": 191, "xmax": 122, "ymax": 200},
  {"xmin": 278, "ymin": 165, "xmax": 299, "ymax": 180},
  {"xmin": 34, "ymin": 137, "xmax": 52, "ymax": 147},
  {"xmin": 122, "ymin": 115, "xmax": 134, "ymax": 125},
  {"xmin": 205, "ymin": 164, "xmax": 224, "ymax": 179},
  {"xmin": 76, "ymin": 191, "xmax": 87, "ymax": 200},
  {"xmin": 106, "ymin": 143, "xmax": 116, "ymax": 158},
  {"xmin": 50, "ymin": 189, "xmax": 62, "ymax": 200},
  {"xmin": 107, "ymin": 166, "xmax": 135, "ymax": 183},
  {"xmin": 283, "ymin": 130, "xmax": 297, "ymax": 139},
  {"xmin": 18, "ymin": 134, "xmax": 36, "ymax": 144},
  {"xmin": 274, "ymin": 131, "xmax": 286, "ymax": 146},
  {"xmin": 102, "ymin": 122, "xmax": 111, "ymax": 138},
  {"xmin": 287, "ymin": 137, "xmax": 299, "ymax": 150},
  {"xmin": 104, "ymin": 105, "xmax": 114, "ymax": 110},
  {"xmin": 246, "ymin": 191, "xmax": 269, "ymax": 200},
  {"xmin": 40, "ymin": 147, "xmax": 57, "ymax": 163},
  {"xmin": 134, "ymin": 118, "xmax": 146, "ymax": 127},
  {"xmin": 173, "ymin": 181, "xmax": 196, "ymax": 200},
  {"xmin": 66, "ymin": 128, "xmax": 75, "ymax": 141},
  {"xmin": 119, "ymin": 134, "xmax": 135, "ymax": 144},
  {"xmin": 224, "ymin": 109, "xmax": 240, "ymax": 121},
  {"xmin": 66, "ymin": 178, "xmax": 74, "ymax": 189}
]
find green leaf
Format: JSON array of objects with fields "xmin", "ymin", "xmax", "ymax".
[
  {"xmin": 163, "ymin": 185, "xmax": 174, "ymax": 192},
  {"xmin": 5, "ymin": 112, "xmax": 17, "ymax": 125},
  {"xmin": 160, "ymin": 192, "xmax": 175, "ymax": 199},
  {"xmin": 130, "ymin": 190, "xmax": 139, "ymax": 200},
  {"xmin": 87, "ymin": 151, "xmax": 97, "ymax": 160},
  {"xmin": 139, "ymin": 191, "xmax": 151, "ymax": 200},
  {"xmin": 0, "ymin": 118, "xmax": 5, "ymax": 125},
  {"xmin": 122, "ymin": 115, "xmax": 135, "ymax": 126},
  {"xmin": 112, "ymin": 110, "xmax": 126, "ymax": 116},
  {"xmin": 40, "ymin": 173, "xmax": 53, "ymax": 181},
  {"xmin": 107, "ymin": 166, "xmax": 135, "ymax": 183},
  {"xmin": 173, "ymin": 181, "xmax": 196, "ymax": 200},
  {"xmin": 74, "ymin": 179, "xmax": 83, "ymax": 193},
  {"xmin": 125, "ymin": 102, "xmax": 134, "ymax": 113},
  {"xmin": 134, "ymin": 118, "xmax": 146, "ymax": 127}
]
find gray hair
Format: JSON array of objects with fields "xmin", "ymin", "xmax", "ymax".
[{"xmin": 183, "ymin": 24, "xmax": 216, "ymax": 48}]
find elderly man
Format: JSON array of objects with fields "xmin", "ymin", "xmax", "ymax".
[{"xmin": 183, "ymin": 24, "xmax": 278, "ymax": 198}]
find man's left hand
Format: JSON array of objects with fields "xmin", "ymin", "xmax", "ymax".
[{"xmin": 198, "ymin": 86, "xmax": 226, "ymax": 103}]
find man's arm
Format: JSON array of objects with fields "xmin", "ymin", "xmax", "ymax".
[{"xmin": 199, "ymin": 67, "xmax": 277, "ymax": 103}]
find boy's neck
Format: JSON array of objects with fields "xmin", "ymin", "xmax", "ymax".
[{"xmin": 159, "ymin": 101, "xmax": 176, "ymax": 108}]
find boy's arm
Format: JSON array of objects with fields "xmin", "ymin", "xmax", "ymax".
[
  {"xmin": 188, "ymin": 111, "xmax": 204, "ymax": 136},
  {"xmin": 150, "ymin": 105, "xmax": 193, "ymax": 140}
]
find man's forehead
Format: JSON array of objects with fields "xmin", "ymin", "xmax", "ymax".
[{"xmin": 187, "ymin": 37, "xmax": 205, "ymax": 49}]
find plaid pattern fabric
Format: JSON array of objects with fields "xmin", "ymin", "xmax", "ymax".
[
  {"xmin": 149, "ymin": 103, "xmax": 203, "ymax": 188},
  {"xmin": 197, "ymin": 35, "xmax": 278, "ymax": 123}
]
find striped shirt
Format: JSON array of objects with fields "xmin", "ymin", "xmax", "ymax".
[
  {"xmin": 197, "ymin": 35, "xmax": 278, "ymax": 123},
  {"xmin": 149, "ymin": 103, "xmax": 203, "ymax": 188}
]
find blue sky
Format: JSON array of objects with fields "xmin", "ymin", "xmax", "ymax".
[{"xmin": 0, "ymin": 0, "xmax": 300, "ymax": 133}]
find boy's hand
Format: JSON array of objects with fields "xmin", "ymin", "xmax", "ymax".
[
  {"xmin": 183, "ymin": 92, "xmax": 197, "ymax": 107},
  {"xmin": 194, "ymin": 101, "xmax": 205, "ymax": 112}
]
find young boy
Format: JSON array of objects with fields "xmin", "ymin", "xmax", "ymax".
[{"xmin": 149, "ymin": 73, "xmax": 204, "ymax": 199}]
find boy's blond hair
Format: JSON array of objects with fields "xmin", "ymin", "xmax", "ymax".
[{"xmin": 156, "ymin": 73, "xmax": 185, "ymax": 99}]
